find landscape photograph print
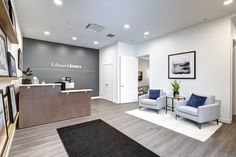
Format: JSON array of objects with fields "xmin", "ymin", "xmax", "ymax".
[
  {"xmin": 0, "ymin": 29, "xmax": 9, "ymax": 77},
  {"xmin": 168, "ymin": 51, "xmax": 196, "ymax": 79},
  {"xmin": 7, "ymin": 85, "xmax": 17, "ymax": 123}
]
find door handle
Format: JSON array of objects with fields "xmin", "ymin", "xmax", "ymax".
[{"xmin": 105, "ymin": 84, "xmax": 109, "ymax": 86}]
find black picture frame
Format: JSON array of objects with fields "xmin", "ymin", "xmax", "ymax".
[
  {"xmin": 7, "ymin": 52, "xmax": 17, "ymax": 77},
  {"xmin": 0, "ymin": 29, "xmax": 9, "ymax": 77},
  {"xmin": 0, "ymin": 90, "xmax": 8, "ymax": 157},
  {"xmin": 8, "ymin": 0, "xmax": 17, "ymax": 34},
  {"xmin": 3, "ymin": 94, "xmax": 10, "ymax": 127},
  {"xmin": 138, "ymin": 71, "xmax": 143, "ymax": 81},
  {"xmin": 168, "ymin": 51, "xmax": 196, "ymax": 79},
  {"xmin": 7, "ymin": 85, "xmax": 17, "ymax": 123},
  {"xmin": 18, "ymin": 48, "xmax": 23, "ymax": 70}
]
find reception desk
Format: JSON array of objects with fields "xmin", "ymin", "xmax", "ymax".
[{"xmin": 19, "ymin": 84, "xmax": 92, "ymax": 128}]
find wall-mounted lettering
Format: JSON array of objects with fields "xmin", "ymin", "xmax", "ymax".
[{"xmin": 51, "ymin": 62, "xmax": 82, "ymax": 69}]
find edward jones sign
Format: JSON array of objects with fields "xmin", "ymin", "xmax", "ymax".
[{"xmin": 51, "ymin": 62, "xmax": 82, "ymax": 69}]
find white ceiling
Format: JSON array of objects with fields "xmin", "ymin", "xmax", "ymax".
[{"xmin": 14, "ymin": 0, "xmax": 236, "ymax": 49}]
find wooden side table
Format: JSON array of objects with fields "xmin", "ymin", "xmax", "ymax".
[{"xmin": 166, "ymin": 95, "xmax": 186, "ymax": 113}]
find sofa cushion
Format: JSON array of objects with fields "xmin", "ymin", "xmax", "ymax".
[
  {"xmin": 149, "ymin": 89, "xmax": 160, "ymax": 100},
  {"xmin": 177, "ymin": 106, "xmax": 198, "ymax": 116},
  {"xmin": 187, "ymin": 94, "xmax": 207, "ymax": 108},
  {"xmin": 204, "ymin": 95, "xmax": 215, "ymax": 105},
  {"xmin": 141, "ymin": 99, "xmax": 156, "ymax": 106}
]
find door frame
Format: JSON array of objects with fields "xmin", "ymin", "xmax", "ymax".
[
  {"xmin": 100, "ymin": 64, "xmax": 114, "ymax": 102},
  {"xmin": 232, "ymin": 39, "xmax": 236, "ymax": 116}
]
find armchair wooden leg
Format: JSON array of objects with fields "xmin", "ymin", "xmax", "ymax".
[
  {"xmin": 198, "ymin": 123, "xmax": 202, "ymax": 129},
  {"xmin": 216, "ymin": 119, "xmax": 219, "ymax": 125}
]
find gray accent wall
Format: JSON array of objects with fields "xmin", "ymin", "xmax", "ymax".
[{"xmin": 23, "ymin": 38, "xmax": 99, "ymax": 96}]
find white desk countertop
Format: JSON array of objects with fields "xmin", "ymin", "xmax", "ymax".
[
  {"xmin": 19, "ymin": 83, "xmax": 62, "ymax": 87},
  {"xmin": 61, "ymin": 89, "xmax": 93, "ymax": 93},
  {"xmin": 19, "ymin": 84, "xmax": 92, "ymax": 93}
]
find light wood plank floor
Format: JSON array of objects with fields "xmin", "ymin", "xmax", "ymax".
[{"xmin": 9, "ymin": 99, "xmax": 236, "ymax": 157}]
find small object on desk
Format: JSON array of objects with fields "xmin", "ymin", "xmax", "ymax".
[
  {"xmin": 166, "ymin": 95, "xmax": 185, "ymax": 114},
  {"xmin": 65, "ymin": 77, "xmax": 71, "ymax": 81},
  {"xmin": 41, "ymin": 79, "xmax": 46, "ymax": 84},
  {"xmin": 32, "ymin": 76, "xmax": 39, "ymax": 84},
  {"xmin": 61, "ymin": 77, "xmax": 75, "ymax": 89}
]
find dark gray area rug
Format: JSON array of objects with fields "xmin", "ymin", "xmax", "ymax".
[{"xmin": 57, "ymin": 119, "xmax": 160, "ymax": 157}]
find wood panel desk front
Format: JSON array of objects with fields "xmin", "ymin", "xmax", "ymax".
[{"xmin": 19, "ymin": 84, "xmax": 92, "ymax": 128}]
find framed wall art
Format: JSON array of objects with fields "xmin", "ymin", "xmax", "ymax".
[
  {"xmin": 0, "ymin": 29, "xmax": 9, "ymax": 77},
  {"xmin": 3, "ymin": 0, "xmax": 9, "ymax": 13},
  {"xmin": 0, "ymin": 90, "xmax": 8, "ymax": 157},
  {"xmin": 18, "ymin": 48, "xmax": 23, "ymax": 70},
  {"xmin": 7, "ymin": 52, "xmax": 17, "ymax": 77},
  {"xmin": 7, "ymin": 85, "xmax": 17, "ymax": 123},
  {"xmin": 3, "ymin": 95, "xmax": 10, "ymax": 127},
  {"xmin": 168, "ymin": 51, "xmax": 196, "ymax": 79},
  {"xmin": 138, "ymin": 71, "xmax": 143, "ymax": 81}
]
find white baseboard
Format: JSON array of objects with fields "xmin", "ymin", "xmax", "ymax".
[
  {"xmin": 219, "ymin": 117, "xmax": 232, "ymax": 124},
  {"xmin": 91, "ymin": 96, "xmax": 101, "ymax": 99}
]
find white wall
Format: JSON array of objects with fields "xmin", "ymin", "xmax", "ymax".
[
  {"xmin": 118, "ymin": 42, "xmax": 134, "ymax": 56},
  {"xmin": 117, "ymin": 42, "xmax": 135, "ymax": 103},
  {"xmin": 99, "ymin": 42, "xmax": 136, "ymax": 103},
  {"xmin": 134, "ymin": 16, "xmax": 232, "ymax": 123},
  {"xmin": 138, "ymin": 58, "xmax": 149, "ymax": 86},
  {"xmin": 233, "ymin": 39, "xmax": 236, "ymax": 115},
  {"xmin": 232, "ymin": 19, "xmax": 236, "ymax": 115},
  {"xmin": 0, "ymin": 0, "xmax": 23, "ymax": 94},
  {"xmin": 99, "ymin": 43, "xmax": 118, "ymax": 102}
]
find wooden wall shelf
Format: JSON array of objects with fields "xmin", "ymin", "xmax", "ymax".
[
  {"xmin": 0, "ymin": 77, "xmax": 19, "ymax": 82},
  {"xmin": 3, "ymin": 112, "xmax": 19, "ymax": 157},
  {"xmin": 0, "ymin": 0, "xmax": 18, "ymax": 44}
]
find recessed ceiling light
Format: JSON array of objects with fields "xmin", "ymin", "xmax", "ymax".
[
  {"xmin": 94, "ymin": 41, "xmax": 98, "ymax": 45},
  {"xmin": 44, "ymin": 31, "xmax": 50, "ymax": 35},
  {"xmin": 72, "ymin": 37, "xmax": 77, "ymax": 40},
  {"xmin": 224, "ymin": 0, "xmax": 233, "ymax": 5},
  {"xmin": 54, "ymin": 0, "xmax": 63, "ymax": 6},
  {"xmin": 144, "ymin": 32, "xmax": 149, "ymax": 36},
  {"xmin": 124, "ymin": 24, "xmax": 130, "ymax": 29}
]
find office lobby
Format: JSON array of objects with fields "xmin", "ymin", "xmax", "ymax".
[{"xmin": 0, "ymin": 0, "xmax": 236, "ymax": 157}]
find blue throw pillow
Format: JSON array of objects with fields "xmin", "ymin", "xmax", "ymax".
[
  {"xmin": 149, "ymin": 89, "xmax": 160, "ymax": 100},
  {"xmin": 187, "ymin": 94, "xmax": 207, "ymax": 108}
]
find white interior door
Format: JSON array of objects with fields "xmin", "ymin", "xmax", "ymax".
[
  {"xmin": 120, "ymin": 56, "xmax": 138, "ymax": 103},
  {"xmin": 101, "ymin": 64, "xmax": 113, "ymax": 102}
]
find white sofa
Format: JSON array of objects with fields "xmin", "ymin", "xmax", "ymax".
[{"xmin": 138, "ymin": 89, "xmax": 166, "ymax": 113}]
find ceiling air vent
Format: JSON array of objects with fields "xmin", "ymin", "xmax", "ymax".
[
  {"xmin": 106, "ymin": 34, "xmax": 115, "ymax": 38},
  {"xmin": 85, "ymin": 23, "xmax": 104, "ymax": 32}
]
